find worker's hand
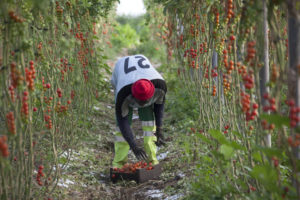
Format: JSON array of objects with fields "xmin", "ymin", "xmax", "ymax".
[
  {"xmin": 155, "ymin": 127, "xmax": 166, "ymax": 147},
  {"xmin": 131, "ymin": 146, "xmax": 148, "ymax": 160}
]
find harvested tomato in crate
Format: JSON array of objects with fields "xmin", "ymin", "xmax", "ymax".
[{"xmin": 110, "ymin": 161, "xmax": 162, "ymax": 183}]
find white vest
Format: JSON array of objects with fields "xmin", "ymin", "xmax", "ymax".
[{"xmin": 111, "ymin": 55, "xmax": 164, "ymax": 98}]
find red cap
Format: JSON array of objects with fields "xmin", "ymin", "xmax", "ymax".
[{"xmin": 131, "ymin": 79, "xmax": 155, "ymax": 101}]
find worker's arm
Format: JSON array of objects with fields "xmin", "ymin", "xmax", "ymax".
[
  {"xmin": 115, "ymin": 85, "xmax": 147, "ymax": 160},
  {"xmin": 151, "ymin": 79, "xmax": 167, "ymax": 146}
]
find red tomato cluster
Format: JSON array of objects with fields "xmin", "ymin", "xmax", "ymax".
[
  {"xmin": 212, "ymin": 85, "xmax": 217, "ymax": 96},
  {"xmin": 214, "ymin": 10, "xmax": 219, "ymax": 28},
  {"xmin": 37, "ymin": 42, "xmax": 42, "ymax": 50},
  {"xmin": 72, "ymin": 22, "xmax": 91, "ymax": 81},
  {"xmin": 71, "ymin": 90, "xmax": 75, "ymax": 100},
  {"xmin": 0, "ymin": 135, "xmax": 9, "ymax": 157},
  {"xmin": 262, "ymin": 93, "xmax": 277, "ymax": 112},
  {"xmin": 199, "ymin": 42, "xmax": 207, "ymax": 54},
  {"xmin": 190, "ymin": 127, "xmax": 196, "ymax": 134},
  {"xmin": 228, "ymin": 60, "xmax": 235, "ymax": 74},
  {"xmin": 286, "ymin": 99, "xmax": 300, "ymax": 128},
  {"xmin": 243, "ymin": 74, "xmax": 254, "ymax": 90},
  {"xmin": 189, "ymin": 24, "xmax": 199, "ymax": 37},
  {"xmin": 223, "ymin": 74, "xmax": 231, "ymax": 95},
  {"xmin": 179, "ymin": 34, "xmax": 184, "ymax": 46},
  {"xmin": 226, "ymin": 0, "xmax": 234, "ymax": 23},
  {"xmin": 112, "ymin": 161, "xmax": 154, "ymax": 176},
  {"xmin": 184, "ymin": 48, "xmax": 198, "ymax": 59},
  {"xmin": 21, "ymin": 91, "xmax": 29, "ymax": 118},
  {"xmin": 36, "ymin": 165, "xmax": 45, "ymax": 186},
  {"xmin": 204, "ymin": 65, "xmax": 209, "ymax": 79},
  {"xmin": 246, "ymin": 103, "xmax": 258, "ymax": 121},
  {"xmin": 249, "ymin": 185, "xmax": 256, "ymax": 192},
  {"xmin": 44, "ymin": 115, "xmax": 52, "ymax": 129},
  {"xmin": 222, "ymin": 50, "xmax": 229, "ymax": 72},
  {"xmin": 184, "ymin": 48, "xmax": 198, "ymax": 69},
  {"xmin": 230, "ymin": 35, "xmax": 236, "ymax": 41},
  {"xmin": 224, "ymin": 125, "xmax": 230, "ymax": 134},
  {"xmin": 240, "ymin": 91, "xmax": 258, "ymax": 121},
  {"xmin": 282, "ymin": 187, "xmax": 289, "ymax": 199},
  {"xmin": 237, "ymin": 62, "xmax": 247, "ymax": 76},
  {"xmin": 8, "ymin": 85, "xmax": 15, "ymax": 102},
  {"xmin": 271, "ymin": 64, "xmax": 279, "ymax": 83},
  {"xmin": 6, "ymin": 112, "xmax": 16, "ymax": 135},
  {"xmin": 55, "ymin": 1, "xmax": 63, "ymax": 20},
  {"xmin": 287, "ymin": 134, "xmax": 300, "ymax": 147},
  {"xmin": 42, "ymin": 77, "xmax": 51, "ymax": 91},
  {"xmin": 57, "ymin": 88, "xmax": 62, "ymax": 98},
  {"xmin": 271, "ymin": 156, "xmax": 279, "ymax": 168},
  {"xmin": 55, "ymin": 102, "xmax": 68, "ymax": 113},
  {"xmin": 44, "ymin": 96, "xmax": 53, "ymax": 105},
  {"xmin": 25, "ymin": 61, "xmax": 36, "ymax": 91},
  {"xmin": 211, "ymin": 68, "xmax": 218, "ymax": 78},
  {"xmin": 261, "ymin": 119, "xmax": 275, "ymax": 130},
  {"xmin": 240, "ymin": 92, "xmax": 251, "ymax": 113},
  {"xmin": 59, "ymin": 58, "xmax": 73, "ymax": 82},
  {"xmin": 8, "ymin": 11, "xmax": 25, "ymax": 23},
  {"xmin": 201, "ymin": 24, "xmax": 205, "ymax": 33},
  {"xmin": 246, "ymin": 41, "xmax": 256, "ymax": 65},
  {"xmin": 10, "ymin": 62, "xmax": 22, "ymax": 89}
]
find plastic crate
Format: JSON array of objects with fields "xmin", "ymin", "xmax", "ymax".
[{"xmin": 110, "ymin": 163, "xmax": 162, "ymax": 184}]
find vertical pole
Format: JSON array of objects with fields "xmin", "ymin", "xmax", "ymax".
[
  {"xmin": 287, "ymin": 0, "xmax": 300, "ymax": 197},
  {"xmin": 261, "ymin": 0, "xmax": 271, "ymax": 147}
]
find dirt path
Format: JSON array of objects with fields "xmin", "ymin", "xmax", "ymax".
[
  {"xmin": 52, "ymin": 51, "xmax": 189, "ymax": 199},
  {"xmin": 53, "ymin": 96, "xmax": 187, "ymax": 200}
]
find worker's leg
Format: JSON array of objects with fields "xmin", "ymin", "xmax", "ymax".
[
  {"xmin": 138, "ymin": 106, "xmax": 159, "ymax": 165},
  {"xmin": 112, "ymin": 108, "xmax": 133, "ymax": 168}
]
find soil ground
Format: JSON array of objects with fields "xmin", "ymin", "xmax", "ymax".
[{"xmin": 54, "ymin": 94, "xmax": 188, "ymax": 200}]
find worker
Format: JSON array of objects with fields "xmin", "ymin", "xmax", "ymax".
[{"xmin": 110, "ymin": 54, "xmax": 167, "ymax": 168}]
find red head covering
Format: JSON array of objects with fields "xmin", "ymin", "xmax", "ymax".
[{"xmin": 131, "ymin": 79, "xmax": 155, "ymax": 101}]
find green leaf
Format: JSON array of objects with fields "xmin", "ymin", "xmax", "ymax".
[
  {"xmin": 208, "ymin": 129, "xmax": 227, "ymax": 144},
  {"xmin": 219, "ymin": 144, "xmax": 234, "ymax": 159},
  {"xmin": 229, "ymin": 141, "xmax": 245, "ymax": 151},
  {"xmin": 255, "ymin": 146, "xmax": 284, "ymax": 159},
  {"xmin": 211, "ymin": 150, "xmax": 224, "ymax": 159},
  {"xmin": 208, "ymin": 129, "xmax": 246, "ymax": 151},
  {"xmin": 232, "ymin": 130, "xmax": 242, "ymax": 137},
  {"xmin": 196, "ymin": 133, "xmax": 213, "ymax": 144},
  {"xmin": 93, "ymin": 35, "xmax": 99, "ymax": 40},
  {"xmin": 250, "ymin": 164, "xmax": 278, "ymax": 191},
  {"xmin": 253, "ymin": 151, "xmax": 263, "ymax": 163},
  {"xmin": 203, "ymin": 155, "xmax": 213, "ymax": 163},
  {"xmin": 260, "ymin": 113, "xmax": 290, "ymax": 128}
]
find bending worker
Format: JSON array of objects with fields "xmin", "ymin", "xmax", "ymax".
[{"xmin": 110, "ymin": 54, "xmax": 167, "ymax": 168}]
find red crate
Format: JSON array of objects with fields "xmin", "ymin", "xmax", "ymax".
[{"xmin": 110, "ymin": 163, "xmax": 162, "ymax": 184}]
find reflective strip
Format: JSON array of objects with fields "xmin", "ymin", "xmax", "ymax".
[
  {"xmin": 115, "ymin": 136, "xmax": 125, "ymax": 142},
  {"xmin": 142, "ymin": 126, "xmax": 156, "ymax": 132},
  {"xmin": 143, "ymin": 131, "xmax": 155, "ymax": 137},
  {"xmin": 115, "ymin": 127, "xmax": 120, "ymax": 132},
  {"xmin": 142, "ymin": 121, "xmax": 155, "ymax": 127}
]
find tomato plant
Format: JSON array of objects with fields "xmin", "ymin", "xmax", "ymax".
[
  {"xmin": 0, "ymin": 0, "xmax": 117, "ymax": 199},
  {"xmin": 146, "ymin": 0, "xmax": 300, "ymax": 199}
]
